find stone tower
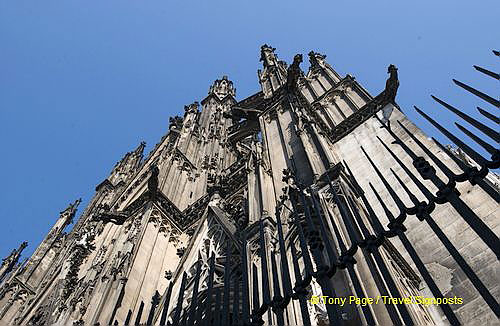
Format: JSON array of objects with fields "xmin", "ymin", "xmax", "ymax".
[{"xmin": 0, "ymin": 46, "xmax": 498, "ymax": 326}]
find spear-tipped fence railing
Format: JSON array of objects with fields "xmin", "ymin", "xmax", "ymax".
[{"xmin": 122, "ymin": 51, "xmax": 499, "ymax": 326}]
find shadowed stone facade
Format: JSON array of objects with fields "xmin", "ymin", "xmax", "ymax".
[{"xmin": 0, "ymin": 45, "xmax": 498, "ymax": 326}]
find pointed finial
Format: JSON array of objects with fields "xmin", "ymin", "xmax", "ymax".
[
  {"xmin": 1, "ymin": 241, "xmax": 27, "ymax": 270},
  {"xmin": 135, "ymin": 141, "xmax": 146, "ymax": 156},
  {"xmin": 308, "ymin": 51, "xmax": 327, "ymax": 69},
  {"xmin": 19, "ymin": 241, "xmax": 28, "ymax": 252},
  {"xmin": 208, "ymin": 76, "xmax": 235, "ymax": 99},
  {"xmin": 74, "ymin": 198, "xmax": 82, "ymax": 208},
  {"xmin": 184, "ymin": 101, "xmax": 199, "ymax": 114},
  {"xmin": 260, "ymin": 44, "xmax": 278, "ymax": 67},
  {"xmin": 59, "ymin": 198, "xmax": 81, "ymax": 221}
]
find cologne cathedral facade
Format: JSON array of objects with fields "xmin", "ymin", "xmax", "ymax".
[{"xmin": 0, "ymin": 46, "xmax": 498, "ymax": 326}]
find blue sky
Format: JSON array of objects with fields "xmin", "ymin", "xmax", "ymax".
[{"xmin": 0, "ymin": 1, "xmax": 498, "ymax": 260}]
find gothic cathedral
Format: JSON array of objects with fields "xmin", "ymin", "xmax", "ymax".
[{"xmin": 1, "ymin": 46, "xmax": 498, "ymax": 325}]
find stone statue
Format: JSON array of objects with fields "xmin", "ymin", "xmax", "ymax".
[
  {"xmin": 308, "ymin": 51, "xmax": 326, "ymax": 69},
  {"xmin": 384, "ymin": 64, "xmax": 399, "ymax": 104},
  {"xmin": 148, "ymin": 165, "xmax": 160, "ymax": 195},
  {"xmin": 286, "ymin": 54, "xmax": 303, "ymax": 92},
  {"xmin": 168, "ymin": 116, "xmax": 184, "ymax": 130}
]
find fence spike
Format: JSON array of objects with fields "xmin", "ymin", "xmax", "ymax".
[
  {"xmin": 385, "ymin": 170, "xmax": 462, "ymax": 324},
  {"xmin": 431, "ymin": 137, "xmax": 499, "ymax": 202},
  {"xmin": 124, "ymin": 309, "xmax": 132, "ymax": 326},
  {"xmin": 431, "ymin": 95, "xmax": 499, "ymax": 142},
  {"xmin": 473, "ymin": 65, "xmax": 499, "ymax": 80},
  {"xmin": 343, "ymin": 161, "xmax": 386, "ymax": 235},
  {"xmin": 415, "ymin": 106, "xmax": 496, "ymax": 168},
  {"xmin": 376, "ymin": 136, "xmax": 436, "ymax": 202},
  {"xmin": 147, "ymin": 291, "xmax": 161, "ymax": 326},
  {"xmin": 397, "ymin": 121, "xmax": 460, "ymax": 185},
  {"xmin": 361, "ymin": 146, "xmax": 408, "ymax": 216},
  {"xmin": 452, "ymin": 79, "xmax": 500, "ymax": 107},
  {"xmin": 172, "ymin": 272, "xmax": 188, "ymax": 325},
  {"xmin": 477, "ymin": 107, "xmax": 499, "ymax": 124},
  {"xmin": 455, "ymin": 122, "xmax": 499, "ymax": 155},
  {"xmin": 380, "ymin": 127, "xmax": 500, "ymax": 258},
  {"xmin": 159, "ymin": 282, "xmax": 174, "ymax": 326}
]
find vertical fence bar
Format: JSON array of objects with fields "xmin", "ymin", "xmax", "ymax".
[
  {"xmin": 222, "ymin": 243, "xmax": 232, "ymax": 326},
  {"xmin": 124, "ymin": 309, "xmax": 132, "ymax": 326},
  {"xmin": 201, "ymin": 253, "xmax": 216, "ymax": 326},
  {"xmin": 308, "ymin": 191, "xmax": 338, "ymax": 272},
  {"xmin": 377, "ymin": 129, "xmax": 500, "ymax": 259},
  {"xmin": 387, "ymin": 169, "xmax": 462, "ymax": 324},
  {"xmin": 232, "ymin": 269, "xmax": 240, "ymax": 326},
  {"xmin": 241, "ymin": 233, "xmax": 250, "ymax": 325},
  {"xmin": 172, "ymin": 272, "xmax": 188, "ymax": 326},
  {"xmin": 159, "ymin": 281, "xmax": 173, "ymax": 326},
  {"xmin": 187, "ymin": 258, "xmax": 202, "ymax": 325},
  {"xmin": 134, "ymin": 301, "xmax": 144, "ymax": 326},
  {"xmin": 147, "ymin": 291, "xmax": 160, "ymax": 325},
  {"xmin": 289, "ymin": 243, "xmax": 312, "ymax": 326},
  {"xmin": 213, "ymin": 288, "xmax": 222, "ymax": 326},
  {"xmin": 343, "ymin": 161, "xmax": 407, "ymax": 325},
  {"xmin": 295, "ymin": 184, "xmax": 344, "ymax": 325}
]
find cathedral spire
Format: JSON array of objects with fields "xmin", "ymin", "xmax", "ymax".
[
  {"xmin": 134, "ymin": 141, "xmax": 146, "ymax": 157},
  {"xmin": 18, "ymin": 199, "xmax": 81, "ymax": 288},
  {"xmin": 0, "ymin": 241, "xmax": 27, "ymax": 282},
  {"xmin": 117, "ymin": 141, "xmax": 146, "ymax": 164},
  {"xmin": 59, "ymin": 198, "xmax": 81, "ymax": 225},
  {"xmin": 109, "ymin": 141, "xmax": 146, "ymax": 184}
]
